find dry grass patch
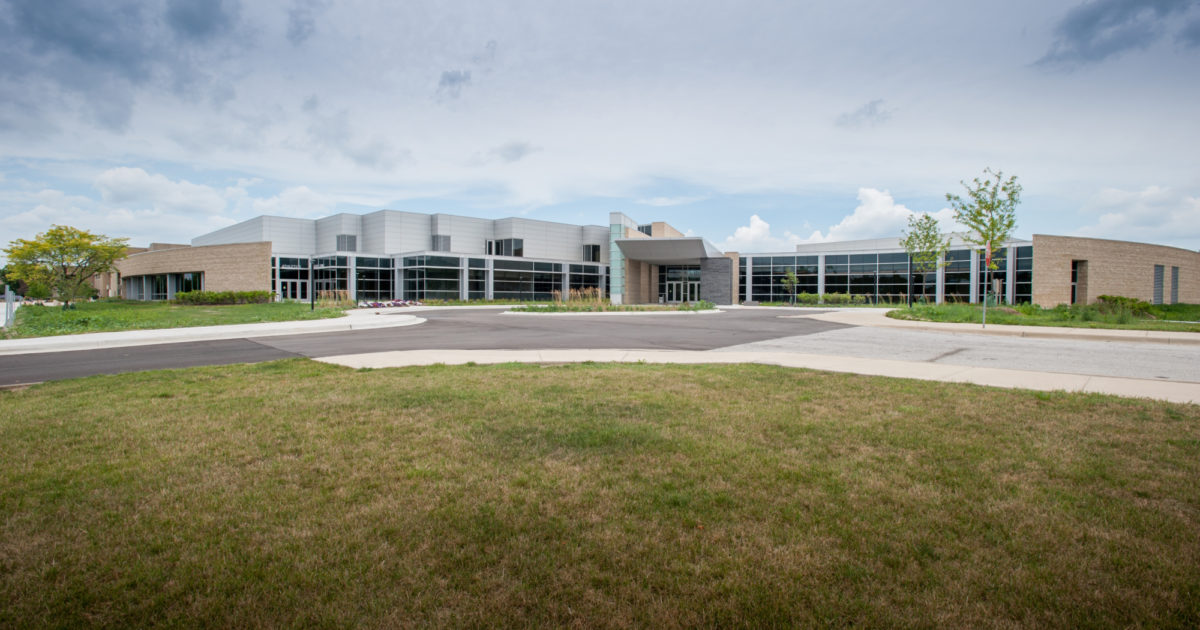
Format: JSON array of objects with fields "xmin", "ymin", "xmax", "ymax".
[{"xmin": 0, "ymin": 361, "xmax": 1198, "ymax": 628}]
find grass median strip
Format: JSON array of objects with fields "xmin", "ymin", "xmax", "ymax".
[
  {"xmin": 4, "ymin": 299, "xmax": 347, "ymax": 338},
  {"xmin": 888, "ymin": 302, "xmax": 1200, "ymax": 333},
  {"xmin": 1, "ymin": 361, "xmax": 1198, "ymax": 628}
]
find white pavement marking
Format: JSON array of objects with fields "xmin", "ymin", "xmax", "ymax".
[
  {"xmin": 313, "ymin": 348, "xmax": 1200, "ymax": 405},
  {"xmin": 0, "ymin": 310, "xmax": 425, "ymax": 356}
]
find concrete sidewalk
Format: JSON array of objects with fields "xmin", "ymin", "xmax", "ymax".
[
  {"xmin": 781, "ymin": 307, "xmax": 1200, "ymax": 346},
  {"xmin": 0, "ymin": 309, "xmax": 424, "ymax": 356},
  {"xmin": 315, "ymin": 348, "xmax": 1200, "ymax": 404}
]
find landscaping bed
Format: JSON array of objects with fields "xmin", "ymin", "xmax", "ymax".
[{"xmin": 888, "ymin": 298, "xmax": 1200, "ymax": 333}]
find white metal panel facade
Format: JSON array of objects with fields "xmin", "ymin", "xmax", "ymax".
[{"xmin": 191, "ymin": 217, "xmax": 267, "ymax": 246}]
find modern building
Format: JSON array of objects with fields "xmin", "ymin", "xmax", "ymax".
[{"xmin": 109, "ymin": 209, "xmax": 1199, "ymax": 307}]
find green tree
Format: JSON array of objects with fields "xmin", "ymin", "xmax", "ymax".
[
  {"xmin": 3, "ymin": 225, "xmax": 128, "ymax": 307},
  {"xmin": 946, "ymin": 168, "xmax": 1021, "ymax": 327},
  {"xmin": 779, "ymin": 269, "xmax": 799, "ymax": 305},
  {"xmin": 899, "ymin": 213, "xmax": 950, "ymax": 305},
  {"xmin": 0, "ymin": 265, "xmax": 24, "ymax": 296}
]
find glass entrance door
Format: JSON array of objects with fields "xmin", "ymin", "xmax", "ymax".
[
  {"xmin": 666, "ymin": 281, "xmax": 700, "ymax": 302},
  {"xmin": 278, "ymin": 280, "xmax": 297, "ymax": 300}
]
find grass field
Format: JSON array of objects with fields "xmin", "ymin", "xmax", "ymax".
[
  {"xmin": 1, "ymin": 361, "xmax": 1198, "ymax": 628},
  {"xmin": 4, "ymin": 299, "xmax": 346, "ymax": 338},
  {"xmin": 888, "ymin": 302, "xmax": 1200, "ymax": 333}
]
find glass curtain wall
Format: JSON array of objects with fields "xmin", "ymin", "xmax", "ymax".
[
  {"xmin": 977, "ymin": 247, "xmax": 1008, "ymax": 303},
  {"xmin": 125, "ymin": 272, "xmax": 205, "ymax": 300},
  {"xmin": 568, "ymin": 264, "xmax": 604, "ymax": 294},
  {"xmin": 749, "ymin": 256, "xmax": 818, "ymax": 302},
  {"xmin": 943, "ymin": 250, "xmax": 972, "ymax": 302},
  {"xmin": 355, "ymin": 257, "xmax": 393, "ymax": 301},
  {"xmin": 657, "ymin": 265, "xmax": 702, "ymax": 302},
  {"xmin": 824, "ymin": 255, "xmax": 849, "ymax": 295},
  {"xmin": 738, "ymin": 258, "xmax": 747, "ymax": 302},
  {"xmin": 272, "ymin": 257, "xmax": 310, "ymax": 299},
  {"xmin": 404, "ymin": 255, "xmax": 461, "ymax": 301},
  {"xmin": 468, "ymin": 258, "xmax": 487, "ymax": 300},
  {"xmin": 313, "ymin": 256, "xmax": 349, "ymax": 298},
  {"xmin": 1014, "ymin": 246, "xmax": 1032, "ymax": 304},
  {"xmin": 493, "ymin": 260, "xmax": 562, "ymax": 300}
]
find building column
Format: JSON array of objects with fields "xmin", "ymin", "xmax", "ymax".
[
  {"xmin": 969, "ymin": 250, "xmax": 979, "ymax": 303},
  {"xmin": 485, "ymin": 259, "xmax": 494, "ymax": 300},
  {"xmin": 817, "ymin": 255, "xmax": 826, "ymax": 298},
  {"xmin": 459, "ymin": 264, "xmax": 469, "ymax": 301},
  {"xmin": 1006, "ymin": 249, "xmax": 1016, "ymax": 304},
  {"xmin": 561, "ymin": 265, "xmax": 570, "ymax": 299},
  {"xmin": 936, "ymin": 254, "xmax": 945, "ymax": 304}
]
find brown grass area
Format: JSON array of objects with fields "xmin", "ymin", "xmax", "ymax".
[{"xmin": 0, "ymin": 360, "xmax": 1198, "ymax": 628}]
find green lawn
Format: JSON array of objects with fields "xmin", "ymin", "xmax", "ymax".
[
  {"xmin": 1, "ymin": 361, "xmax": 1198, "ymax": 628},
  {"xmin": 3, "ymin": 299, "xmax": 347, "ymax": 338},
  {"xmin": 888, "ymin": 302, "xmax": 1200, "ymax": 333}
]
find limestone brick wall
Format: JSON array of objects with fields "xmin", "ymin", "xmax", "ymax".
[
  {"xmin": 1032, "ymin": 235, "xmax": 1200, "ymax": 306},
  {"xmin": 649, "ymin": 222, "xmax": 684, "ymax": 238},
  {"xmin": 623, "ymin": 259, "xmax": 654, "ymax": 304},
  {"xmin": 116, "ymin": 242, "xmax": 272, "ymax": 294},
  {"xmin": 724, "ymin": 252, "xmax": 740, "ymax": 303}
]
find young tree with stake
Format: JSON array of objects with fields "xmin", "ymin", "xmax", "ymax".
[
  {"xmin": 945, "ymin": 168, "xmax": 1021, "ymax": 328},
  {"xmin": 780, "ymin": 269, "xmax": 799, "ymax": 305},
  {"xmin": 900, "ymin": 213, "xmax": 950, "ymax": 306}
]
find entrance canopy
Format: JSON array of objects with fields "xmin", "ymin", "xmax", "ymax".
[{"xmin": 615, "ymin": 237, "xmax": 724, "ymax": 265}]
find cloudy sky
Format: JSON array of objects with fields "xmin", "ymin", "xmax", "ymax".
[{"xmin": 2, "ymin": 0, "xmax": 1199, "ymax": 262}]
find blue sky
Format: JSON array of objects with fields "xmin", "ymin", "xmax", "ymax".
[{"xmin": 2, "ymin": 0, "xmax": 1199, "ymax": 263}]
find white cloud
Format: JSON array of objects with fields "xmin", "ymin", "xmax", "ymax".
[
  {"xmin": 802, "ymin": 188, "xmax": 954, "ymax": 243},
  {"xmin": 251, "ymin": 185, "xmax": 336, "ymax": 217},
  {"xmin": 0, "ymin": 187, "xmax": 236, "ymax": 264},
  {"xmin": 636, "ymin": 195, "xmax": 707, "ymax": 207},
  {"xmin": 1075, "ymin": 186, "xmax": 1200, "ymax": 248},
  {"xmin": 94, "ymin": 167, "xmax": 228, "ymax": 215},
  {"xmin": 720, "ymin": 214, "xmax": 804, "ymax": 252}
]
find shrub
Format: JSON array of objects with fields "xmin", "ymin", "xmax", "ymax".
[
  {"xmin": 1096, "ymin": 295, "xmax": 1151, "ymax": 317},
  {"xmin": 173, "ymin": 290, "xmax": 272, "ymax": 305},
  {"xmin": 796, "ymin": 292, "xmax": 820, "ymax": 305},
  {"xmin": 822, "ymin": 293, "xmax": 850, "ymax": 304}
]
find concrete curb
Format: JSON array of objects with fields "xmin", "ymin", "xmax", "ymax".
[
  {"xmin": 314, "ymin": 348, "xmax": 1200, "ymax": 405},
  {"xmin": 793, "ymin": 308, "xmax": 1200, "ymax": 346},
  {"xmin": 0, "ymin": 310, "xmax": 425, "ymax": 356}
]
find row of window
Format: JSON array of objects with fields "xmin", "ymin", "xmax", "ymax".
[
  {"xmin": 1153, "ymin": 264, "xmax": 1182, "ymax": 305},
  {"xmin": 272, "ymin": 255, "xmax": 607, "ymax": 301},
  {"xmin": 737, "ymin": 247, "xmax": 1034, "ymax": 304},
  {"xmin": 124, "ymin": 272, "xmax": 203, "ymax": 301}
]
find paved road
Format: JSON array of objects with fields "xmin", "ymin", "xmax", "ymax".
[
  {"xmin": 0, "ymin": 309, "xmax": 848, "ymax": 385},
  {"xmin": 2, "ymin": 308, "xmax": 1197, "ymax": 386}
]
